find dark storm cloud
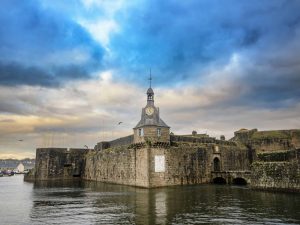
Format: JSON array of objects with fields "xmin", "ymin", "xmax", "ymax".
[
  {"xmin": 0, "ymin": 0, "xmax": 104, "ymax": 86},
  {"xmin": 0, "ymin": 62, "xmax": 57, "ymax": 86},
  {"xmin": 0, "ymin": 61, "xmax": 94, "ymax": 86},
  {"xmin": 108, "ymin": 0, "xmax": 269, "ymax": 83},
  {"xmin": 239, "ymin": 67, "xmax": 300, "ymax": 108},
  {"xmin": 108, "ymin": 0, "xmax": 300, "ymax": 108}
]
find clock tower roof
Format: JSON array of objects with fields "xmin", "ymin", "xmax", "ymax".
[
  {"xmin": 134, "ymin": 86, "xmax": 169, "ymax": 129},
  {"xmin": 135, "ymin": 116, "xmax": 169, "ymax": 128},
  {"xmin": 147, "ymin": 87, "xmax": 154, "ymax": 94}
]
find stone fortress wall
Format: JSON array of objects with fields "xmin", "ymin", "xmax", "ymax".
[
  {"xmin": 251, "ymin": 149, "xmax": 300, "ymax": 192},
  {"xmin": 232, "ymin": 129, "xmax": 300, "ymax": 191},
  {"xmin": 82, "ymin": 139, "xmax": 250, "ymax": 188},
  {"xmin": 232, "ymin": 129, "xmax": 300, "ymax": 152},
  {"xmin": 27, "ymin": 148, "xmax": 88, "ymax": 181},
  {"xmin": 26, "ymin": 128, "xmax": 300, "ymax": 192}
]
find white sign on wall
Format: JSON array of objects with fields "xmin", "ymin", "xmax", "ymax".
[{"xmin": 155, "ymin": 155, "xmax": 165, "ymax": 172}]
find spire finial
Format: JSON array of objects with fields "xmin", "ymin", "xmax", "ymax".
[{"xmin": 149, "ymin": 68, "xmax": 152, "ymax": 88}]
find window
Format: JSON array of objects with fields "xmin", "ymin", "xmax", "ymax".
[
  {"xmin": 157, "ymin": 128, "xmax": 161, "ymax": 137},
  {"xmin": 138, "ymin": 128, "xmax": 144, "ymax": 136}
]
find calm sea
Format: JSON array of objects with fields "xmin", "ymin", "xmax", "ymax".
[{"xmin": 0, "ymin": 175, "xmax": 299, "ymax": 225}]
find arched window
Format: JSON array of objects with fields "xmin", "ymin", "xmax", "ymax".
[{"xmin": 213, "ymin": 157, "xmax": 220, "ymax": 172}]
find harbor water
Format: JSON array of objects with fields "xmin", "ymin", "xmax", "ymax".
[{"xmin": 0, "ymin": 175, "xmax": 299, "ymax": 225}]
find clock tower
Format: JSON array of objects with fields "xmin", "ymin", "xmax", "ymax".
[{"xmin": 133, "ymin": 79, "xmax": 170, "ymax": 144}]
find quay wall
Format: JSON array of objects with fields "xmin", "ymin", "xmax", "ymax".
[
  {"xmin": 250, "ymin": 161, "xmax": 300, "ymax": 192},
  {"xmin": 250, "ymin": 149, "xmax": 300, "ymax": 192}
]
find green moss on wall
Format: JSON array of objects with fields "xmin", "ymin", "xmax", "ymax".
[
  {"xmin": 252, "ymin": 131, "xmax": 290, "ymax": 140},
  {"xmin": 257, "ymin": 150, "xmax": 297, "ymax": 162}
]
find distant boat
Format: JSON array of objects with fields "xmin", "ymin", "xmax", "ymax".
[{"xmin": 1, "ymin": 170, "xmax": 14, "ymax": 176}]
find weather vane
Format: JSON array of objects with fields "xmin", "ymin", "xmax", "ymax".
[{"xmin": 149, "ymin": 68, "xmax": 152, "ymax": 88}]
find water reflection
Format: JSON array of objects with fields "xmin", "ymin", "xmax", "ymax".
[
  {"xmin": 28, "ymin": 180, "xmax": 300, "ymax": 225},
  {"xmin": 155, "ymin": 192, "xmax": 167, "ymax": 225},
  {"xmin": 1, "ymin": 176, "xmax": 299, "ymax": 224}
]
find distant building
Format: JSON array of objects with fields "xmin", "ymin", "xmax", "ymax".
[{"xmin": 15, "ymin": 163, "xmax": 25, "ymax": 173}]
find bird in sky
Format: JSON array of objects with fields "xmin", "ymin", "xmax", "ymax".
[
  {"xmin": 18, "ymin": 140, "xmax": 23, "ymax": 142},
  {"xmin": 118, "ymin": 122, "xmax": 123, "ymax": 125}
]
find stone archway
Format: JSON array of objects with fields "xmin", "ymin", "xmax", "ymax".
[
  {"xmin": 213, "ymin": 157, "xmax": 221, "ymax": 172},
  {"xmin": 212, "ymin": 177, "xmax": 226, "ymax": 184},
  {"xmin": 232, "ymin": 177, "xmax": 247, "ymax": 185}
]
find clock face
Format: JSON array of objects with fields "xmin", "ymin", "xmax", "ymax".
[{"xmin": 145, "ymin": 107, "xmax": 154, "ymax": 116}]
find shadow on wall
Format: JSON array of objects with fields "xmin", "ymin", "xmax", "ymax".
[
  {"xmin": 212, "ymin": 177, "xmax": 226, "ymax": 184},
  {"xmin": 212, "ymin": 177, "xmax": 248, "ymax": 185},
  {"xmin": 232, "ymin": 178, "xmax": 247, "ymax": 185}
]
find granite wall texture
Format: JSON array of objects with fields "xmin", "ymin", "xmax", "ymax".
[
  {"xmin": 251, "ymin": 161, "xmax": 300, "ymax": 192},
  {"xmin": 250, "ymin": 149, "xmax": 300, "ymax": 192}
]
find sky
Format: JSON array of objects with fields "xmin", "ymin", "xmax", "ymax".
[{"xmin": 1, "ymin": 0, "xmax": 300, "ymax": 159}]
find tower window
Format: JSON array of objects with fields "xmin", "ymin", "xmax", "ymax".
[
  {"xmin": 138, "ymin": 128, "xmax": 144, "ymax": 137},
  {"xmin": 157, "ymin": 128, "xmax": 161, "ymax": 137}
]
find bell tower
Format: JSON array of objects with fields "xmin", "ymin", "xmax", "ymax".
[
  {"xmin": 133, "ymin": 72, "xmax": 170, "ymax": 144},
  {"xmin": 147, "ymin": 72, "xmax": 154, "ymax": 104}
]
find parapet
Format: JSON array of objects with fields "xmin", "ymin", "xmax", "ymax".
[
  {"xmin": 170, "ymin": 134, "xmax": 236, "ymax": 146},
  {"xmin": 94, "ymin": 135, "xmax": 134, "ymax": 151}
]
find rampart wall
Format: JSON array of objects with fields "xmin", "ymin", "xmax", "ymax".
[
  {"xmin": 30, "ymin": 148, "xmax": 88, "ymax": 181},
  {"xmin": 250, "ymin": 149, "xmax": 300, "ymax": 192},
  {"xmin": 233, "ymin": 129, "xmax": 300, "ymax": 152},
  {"xmin": 170, "ymin": 135, "xmax": 236, "ymax": 146},
  {"xmin": 83, "ymin": 146, "xmax": 149, "ymax": 187},
  {"xmin": 26, "ymin": 129, "xmax": 300, "ymax": 192},
  {"xmin": 82, "ymin": 142, "xmax": 250, "ymax": 188}
]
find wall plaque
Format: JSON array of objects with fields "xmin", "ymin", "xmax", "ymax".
[{"xmin": 155, "ymin": 155, "xmax": 165, "ymax": 172}]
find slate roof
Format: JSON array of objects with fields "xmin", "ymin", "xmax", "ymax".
[
  {"xmin": 134, "ymin": 117, "xmax": 169, "ymax": 128},
  {"xmin": 147, "ymin": 87, "xmax": 154, "ymax": 94}
]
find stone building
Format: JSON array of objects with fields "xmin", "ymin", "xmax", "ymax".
[
  {"xmin": 25, "ymin": 85, "xmax": 300, "ymax": 192},
  {"xmin": 133, "ymin": 87, "xmax": 170, "ymax": 144}
]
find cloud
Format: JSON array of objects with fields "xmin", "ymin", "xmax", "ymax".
[
  {"xmin": 79, "ymin": 19, "xmax": 119, "ymax": 48},
  {"xmin": 0, "ymin": 0, "xmax": 104, "ymax": 86},
  {"xmin": 1, "ymin": 68, "xmax": 300, "ymax": 157},
  {"xmin": 1, "ymin": 0, "xmax": 300, "ymax": 158},
  {"xmin": 106, "ymin": 0, "xmax": 300, "ymax": 105},
  {"xmin": 0, "ymin": 71, "xmax": 142, "ymax": 156}
]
